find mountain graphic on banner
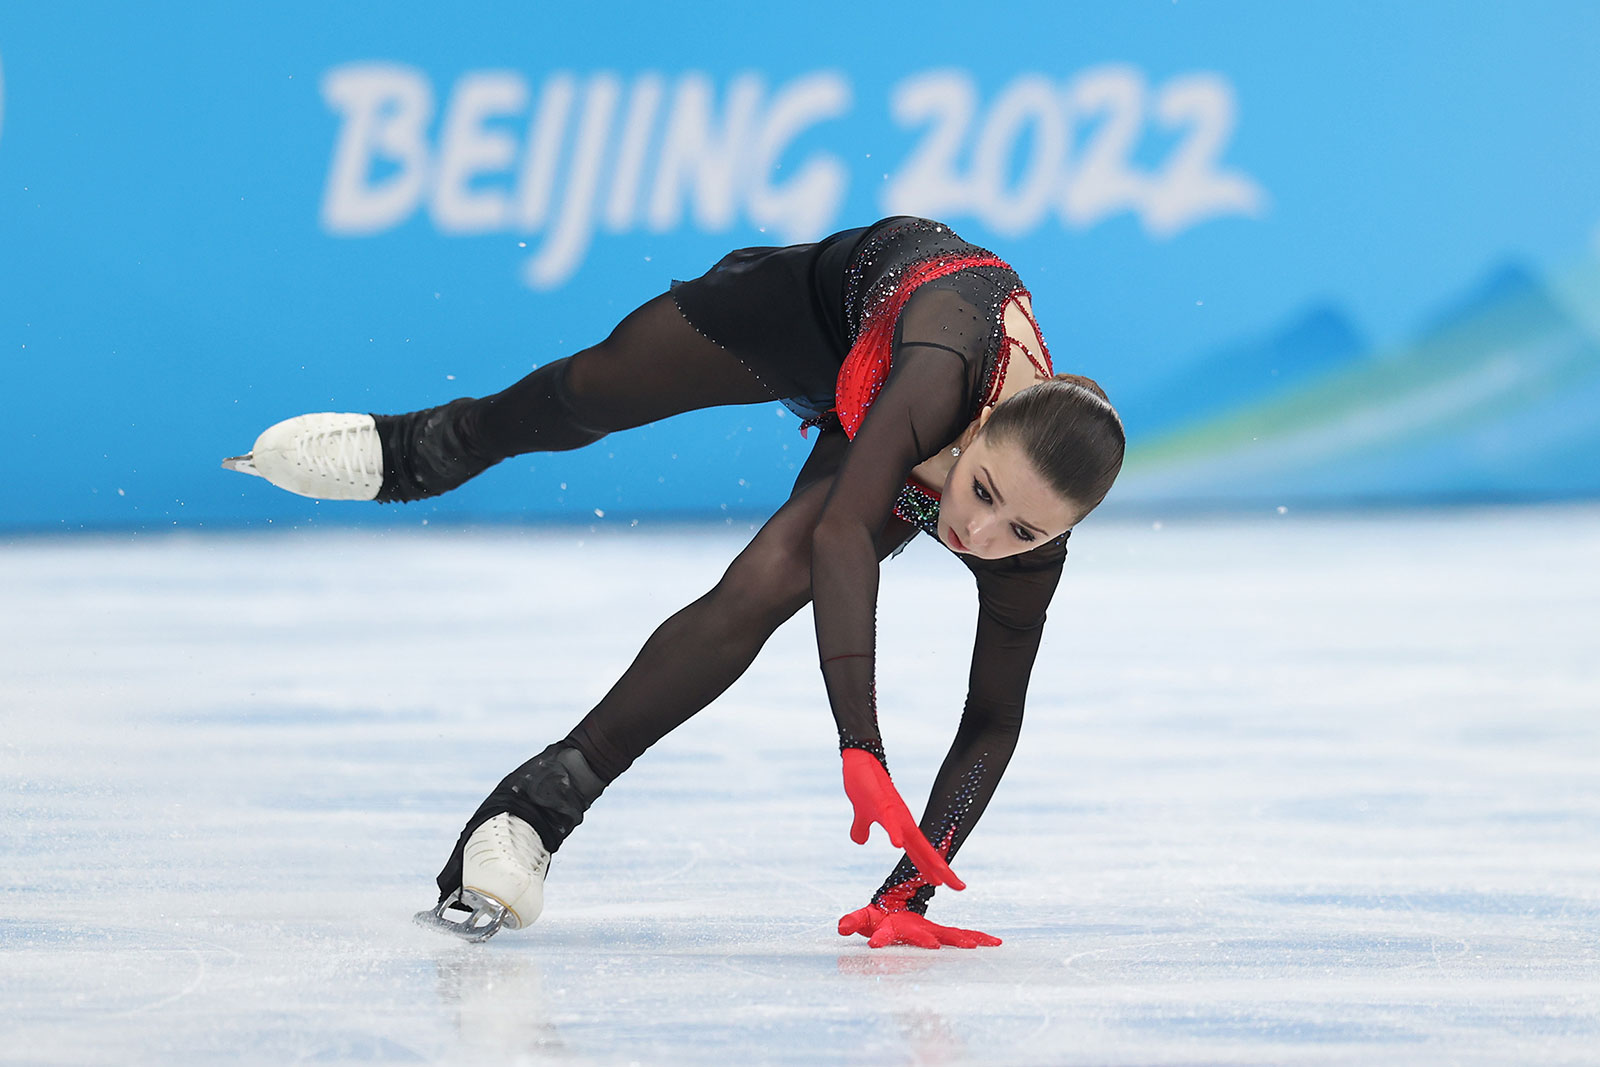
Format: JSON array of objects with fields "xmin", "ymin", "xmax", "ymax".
[
  {"xmin": 1116, "ymin": 258, "xmax": 1600, "ymax": 505},
  {"xmin": 1117, "ymin": 304, "xmax": 1369, "ymax": 441}
]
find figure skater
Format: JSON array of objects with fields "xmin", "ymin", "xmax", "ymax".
[{"xmin": 223, "ymin": 216, "xmax": 1126, "ymax": 949}]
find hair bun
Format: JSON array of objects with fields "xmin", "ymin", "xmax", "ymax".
[{"xmin": 1051, "ymin": 372, "xmax": 1110, "ymax": 404}]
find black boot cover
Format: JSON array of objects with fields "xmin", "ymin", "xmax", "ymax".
[
  {"xmin": 435, "ymin": 742, "xmax": 607, "ymax": 908},
  {"xmin": 373, "ymin": 397, "xmax": 503, "ymax": 503}
]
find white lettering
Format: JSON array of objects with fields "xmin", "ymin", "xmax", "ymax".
[
  {"xmin": 315, "ymin": 63, "xmax": 1267, "ymax": 288},
  {"xmin": 320, "ymin": 63, "xmax": 433, "ymax": 235},
  {"xmin": 430, "ymin": 71, "xmax": 527, "ymax": 233},
  {"xmin": 882, "ymin": 71, "xmax": 975, "ymax": 220},
  {"xmin": 647, "ymin": 73, "xmax": 764, "ymax": 233},
  {"xmin": 604, "ymin": 74, "xmax": 665, "ymax": 231},
  {"xmin": 527, "ymin": 75, "xmax": 622, "ymax": 289},
  {"xmin": 1141, "ymin": 73, "xmax": 1266, "ymax": 236},
  {"xmin": 1058, "ymin": 65, "xmax": 1149, "ymax": 228},
  {"xmin": 513, "ymin": 74, "xmax": 577, "ymax": 231},
  {"xmin": 746, "ymin": 72, "xmax": 851, "ymax": 241},
  {"xmin": 881, "ymin": 66, "xmax": 1264, "ymax": 240},
  {"xmin": 970, "ymin": 75, "xmax": 1065, "ymax": 235}
]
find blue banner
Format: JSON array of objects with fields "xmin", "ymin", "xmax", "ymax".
[{"xmin": 4, "ymin": 2, "xmax": 1598, "ymax": 531}]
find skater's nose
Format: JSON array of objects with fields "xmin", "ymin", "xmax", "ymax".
[{"xmin": 965, "ymin": 515, "xmax": 999, "ymax": 556}]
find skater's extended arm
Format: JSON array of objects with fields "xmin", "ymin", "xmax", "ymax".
[
  {"xmin": 853, "ymin": 544, "xmax": 1066, "ymax": 925},
  {"xmin": 811, "ymin": 332, "xmax": 981, "ymax": 888},
  {"xmin": 810, "ymin": 321, "xmax": 983, "ymax": 761}
]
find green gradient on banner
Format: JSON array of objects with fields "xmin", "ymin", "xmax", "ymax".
[{"xmin": 1119, "ymin": 256, "xmax": 1600, "ymax": 505}]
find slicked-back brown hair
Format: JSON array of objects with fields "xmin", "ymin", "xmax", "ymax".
[{"xmin": 982, "ymin": 373, "xmax": 1125, "ymax": 519}]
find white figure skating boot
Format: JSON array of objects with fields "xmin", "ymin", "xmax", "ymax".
[
  {"xmin": 223, "ymin": 398, "xmax": 498, "ymax": 502},
  {"xmin": 416, "ymin": 813, "xmax": 551, "ymax": 942},
  {"xmin": 415, "ymin": 743, "xmax": 605, "ymax": 943},
  {"xmin": 222, "ymin": 412, "xmax": 383, "ymax": 500}
]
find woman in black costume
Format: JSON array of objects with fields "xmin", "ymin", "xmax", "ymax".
[{"xmin": 225, "ymin": 216, "xmax": 1126, "ymax": 949}]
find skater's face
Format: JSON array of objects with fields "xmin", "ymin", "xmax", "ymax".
[{"xmin": 937, "ymin": 430, "xmax": 1078, "ymax": 559}]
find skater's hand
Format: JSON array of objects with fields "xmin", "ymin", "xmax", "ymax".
[
  {"xmin": 838, "ymin": 904, "xmax": 1002, "ymax": 949},
  {"xmin": 840, "ymin": 748, "xmax": 964, "ymax": 890},
  {"xmin": 837, "ymin": 904, "xmax": 888, "ymax": 938}
]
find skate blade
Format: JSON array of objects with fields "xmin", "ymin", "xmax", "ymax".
[
  {"xmin": 413, "ymin": 889, "xmax": 514, "ymax": 943},
  {"xmin": 221, "ymin": 453, "xmax": 265, "ymax": 478}
]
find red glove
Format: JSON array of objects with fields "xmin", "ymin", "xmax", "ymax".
[
  {"xmin": 841, "ymin": 748, "xmax": 964, "ymax": 890},
  {"xmin": 838, "ymin": 904, "xmax": 1002, "ymax": 949}
]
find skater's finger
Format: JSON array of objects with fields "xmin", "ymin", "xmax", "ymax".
[
  {"xmin": 849, "ymin": 810, "xmax": 872, "ymax": 845},
  {"xmin": 837, "ymin": 907, "xmax": 879, "ymax": 937},
  {"xmin": 903, "ymin": 831, "xmax": 964, "ymax": 891},
  {"xmin": 934, "ymin": 927, "xmax": 992, "ymax": 953}
]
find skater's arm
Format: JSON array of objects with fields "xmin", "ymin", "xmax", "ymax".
[
  {"xmin": 809, "ymin": 346, "xmax": 971, "ymax": 758},
  {"xmin": 812, "ymin": 339, "xmax": 976, "ymax": 891},
  {"xmin": 812, "ymin": 286, "xmax": 996, "ymax": 889},
  {"xmin": 866, "ymin": 546, "xmax": 1066, "ymax": 915}
]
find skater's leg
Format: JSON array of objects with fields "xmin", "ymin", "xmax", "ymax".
[
  {"xmin": 564, "ymin": 432, "xmax": 898, "ymax": 782},
  {"xmin": 387, "ymin": 293, "xmax": 778, "ymax": 499},
  {"xmin": 461, "ymin": 293, "xmax": 778, "ymax": 459},
  {"xmin": 433, "ymin": 433, "xmax": 906, "ymax": 885},
  {"xmin": 232, "ymin": 292, "xmax": 783, "ymax": 503}
]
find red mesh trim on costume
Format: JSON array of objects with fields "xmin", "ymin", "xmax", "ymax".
[
  {"xmin": 834, "ymin": 253, "xmax": 1011, "ymax": 440},
  {"xmin": 1006, "ymin": 296, "xmax": 1054, "ymax": 379},
  {"xmin": 979, "ymin": 296, "xmax": 1056, "ymax": 411},
  {"xmin": 816, "ymin": 254, "xmax": 1058, "ymax": 507}
]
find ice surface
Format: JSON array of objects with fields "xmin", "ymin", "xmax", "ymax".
[{"xmin": 2, "ymin": 507, "xmax": 1598, "ymax": 1065}]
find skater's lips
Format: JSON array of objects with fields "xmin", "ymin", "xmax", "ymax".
[{"xmin": 945, "ymin": 526, "xmax": 967, "ymax": 552}]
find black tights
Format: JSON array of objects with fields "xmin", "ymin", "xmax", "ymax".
[
  {"xmin": 458, "ymin": 294, "xmax": 911, "ymax": 785},
  {"xmin": 462, "ymin": 293, "xmax": 776, "ymax": 456}
]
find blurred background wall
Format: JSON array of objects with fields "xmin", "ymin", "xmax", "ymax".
[{"xmin": 3, "ymin": 1, "xmax": 1598, "ymax": 532}]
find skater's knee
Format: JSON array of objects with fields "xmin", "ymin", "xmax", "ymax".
[
  {"xmin": 714, "ymin": 530, "xmax": 813, "ymax": 628},
  {"xmin": 542, "ymin": 358, "xmax": 613, "ymax": 445}
]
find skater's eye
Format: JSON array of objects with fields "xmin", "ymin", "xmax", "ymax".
[{"xmin": 975, "ymin": 477, "xmax": 1034, "ymax": 542}]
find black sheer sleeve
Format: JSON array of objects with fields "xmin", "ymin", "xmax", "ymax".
[
  {"xmin": 809, "ymin": 285, "xmax": 993, "ymax": 764},
  {"xmin": 871, "ymin": 535, "xmax": 1067, "ymax": 914}
]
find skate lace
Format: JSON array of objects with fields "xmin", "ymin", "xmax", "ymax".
[
  {"xmin": 501, "ymin": 816, "xmax": 549, "ymax": 876},
  {"xmin": 295, "ymin": 425, "xmax": 377, "ymax": 480},
  {"xmin": 465, "ymin": 813, "xmax": 549, "ymax": 877}
]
